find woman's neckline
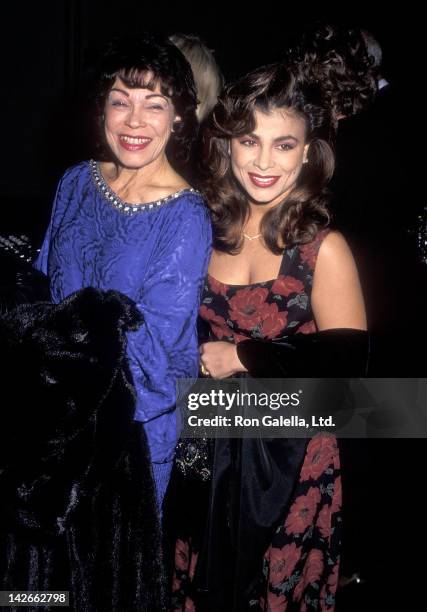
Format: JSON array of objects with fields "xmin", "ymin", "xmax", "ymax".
[
  {"xmin": 89, "ymin": 160, "xmax": 200, "ymax": 215},
  {"xmin": 207, "ymin": 272, "xmax": 278, "ymax": 288},
  {"xmin": 207, "ymin": 247, "xmax": 294, "ymax": 288}
]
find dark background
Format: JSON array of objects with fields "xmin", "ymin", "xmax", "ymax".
[
  {"xmin": 0, "ymin": 1, "xmax": 421, "ymax": 243},
  {"xmin": 0, "ymin": 2, "xmax": 424, "ymax": 608}
]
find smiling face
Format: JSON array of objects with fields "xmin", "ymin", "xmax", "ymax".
[
  {"xmin": 104, "ymin": 76, "xmax": 180, "ymax": 169},
  {"xmin": 230, "ymin": 107, "xmax": 309, "ymax": 208}
]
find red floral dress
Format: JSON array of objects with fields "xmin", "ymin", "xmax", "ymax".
[{"xmin": 171, "ymin": 231, "xmax": 341, "ymax": 611}]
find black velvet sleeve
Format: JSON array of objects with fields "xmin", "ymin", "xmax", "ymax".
[{"xmin": 236, "ymin": 328, "xmax": 370, "ymax": 378}]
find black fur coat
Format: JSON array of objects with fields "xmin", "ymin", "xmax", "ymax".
[{"xmin": 0, "ymin": 242, "xmax": 166, "ymax": 611}]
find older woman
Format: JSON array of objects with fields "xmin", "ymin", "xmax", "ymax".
[
  {"xmin": 34, "ymin": 33, "xmax": 212, "ymax": 510},
  {"xmin": 167, "ymin": 63, "xmax": 368, "ymax": 611}
]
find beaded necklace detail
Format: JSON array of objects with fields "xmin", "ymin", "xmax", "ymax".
[{"xmin": 89, "ymin": 160, "xmax": 200, "ymax": 215}]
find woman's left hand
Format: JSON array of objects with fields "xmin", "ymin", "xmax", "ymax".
[{"xmin": 200, "ymin": 341, "xmax": 247, "ymax": 379}]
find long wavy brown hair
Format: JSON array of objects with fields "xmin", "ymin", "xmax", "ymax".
[{"xmin": 198, "ymin": 63, "xmax": 336, "ymax": 254}]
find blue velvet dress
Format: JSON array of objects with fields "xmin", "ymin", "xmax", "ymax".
[{"xmin": 34, "ymin": 160, "xmax": 212, "ymax": 507}]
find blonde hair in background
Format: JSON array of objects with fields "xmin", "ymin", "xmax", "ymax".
[{"xmin": 170, "ymin": 33, "xmax": 224, "ymax": 122}]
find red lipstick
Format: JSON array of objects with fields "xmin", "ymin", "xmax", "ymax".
[
  {"xmin": 248, "ymin": 173, "xmax": 280, "ymax": 188},
  {"xmin": 119, "ymin": 135, "xmax": 152, "ymax": 151}
]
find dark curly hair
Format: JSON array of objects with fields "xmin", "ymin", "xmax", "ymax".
[
  {"xmin": 93, "ymin": 33, "xmax": 198, "ymax": 168},
  {"xmin": 285, "ymin": 22, "xmax": 378, "ymax": 119},
  {"xmin": 199, "ymin": 63, "xmax": 335, "ymax": 254}
]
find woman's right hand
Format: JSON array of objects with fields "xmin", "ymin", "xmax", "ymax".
[{"xmin": 200, "ymin": 341, "xmax": 248, "ymax": 379}]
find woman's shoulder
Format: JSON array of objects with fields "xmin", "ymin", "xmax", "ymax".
[
  {"xmin": 166, "ymin": 188, "xmax": 209, "ymax": 218},
  {"xmin": 157, "ymin": 190, "xmax": 211, "ymax": 250},
  {"xmin": 316, "ymin": 230, "xmax": 352, "ymax": 260},
  {"xmin": 298, "ymin": 229, "xmax": 353, "ymax": 269},
  {"xmin": 60, "ymin": 160, "xmax": 90, "ymax": 181},
  {"xmin": 55, "ymin": 161, "xmax": 92, "ymax": 195},
  {"xmin": 313, "ymin": 230, "xmax": 359, "ymax": 285},
  {"xmin": 49, "ymin": 162, "xmax": 92, "ymax": 212},
  {"xmin": 295, "ymin": 226, "xmax": 332, "ymax": 271}
]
